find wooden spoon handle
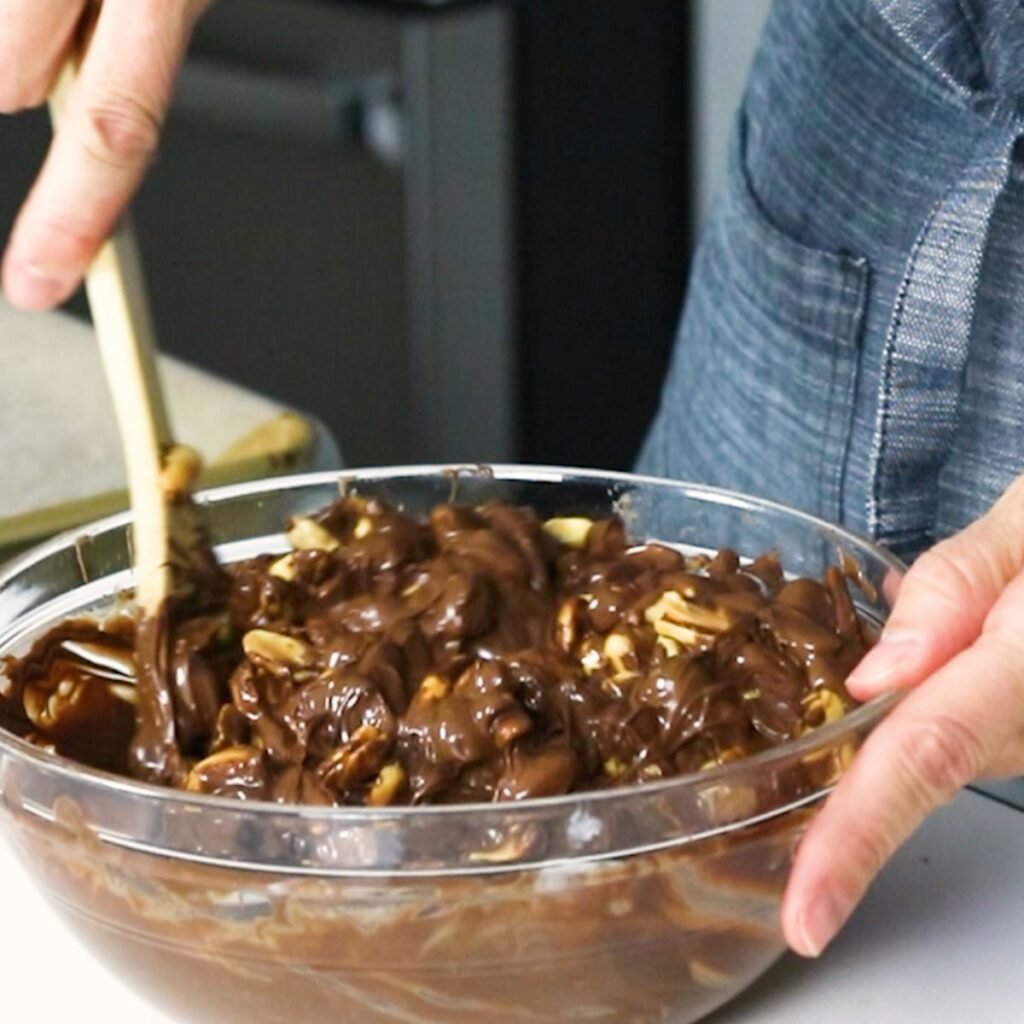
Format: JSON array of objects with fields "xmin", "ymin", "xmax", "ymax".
[
  {"xmin": 86, "ymin": 230, "xmax": 180, "ymax": 616},
  {"xmin": 48, "ymin": 59, "xmax": 180, "ymax": 616}
]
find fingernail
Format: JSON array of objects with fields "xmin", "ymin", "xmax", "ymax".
[
  {"xmin": 2, "ymin": 258, "xmax": 77, "ymax": 310},
  {"xmin": 846, "ymin": 631, "xmax": 921, "ymax": 695},
  {"xmin": 796, "ymin": 890, "xmax": 849, "ymax": 958}
]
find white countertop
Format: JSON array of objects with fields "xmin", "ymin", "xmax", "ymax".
[
  {"xmin": 1, "ymin": 790, "xmax": 1021, "ymax": 1023},
  {"xmin": 708, "ymin": 790, "xmax": 1024, "ymax": 1023}
]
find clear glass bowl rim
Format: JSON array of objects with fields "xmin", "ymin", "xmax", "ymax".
[{"xmin": 0, "ymin": 464, "xmax": 905, "ymax": 827}]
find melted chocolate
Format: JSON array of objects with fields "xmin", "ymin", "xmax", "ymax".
[{"xmin": 0, "ymin": 498, "xmax": 872, "ymax": 805}]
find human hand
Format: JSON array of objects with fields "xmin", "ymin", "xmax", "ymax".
[
  {"xmin": 0, "ymin": 0, "xmax": 210, "ymax": 310},
  {"xmin": 781, "ymin": 474, "xmax": 1024, "ymax": 956}
]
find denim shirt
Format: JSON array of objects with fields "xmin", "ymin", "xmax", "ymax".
[{"xmin": 637, "ymin": 0, "xmax": 1024, "ymax": 561}]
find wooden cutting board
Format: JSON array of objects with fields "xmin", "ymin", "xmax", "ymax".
[{"xmin": 1, "ymin": 298, "xmax": 319, "ymax": 561}]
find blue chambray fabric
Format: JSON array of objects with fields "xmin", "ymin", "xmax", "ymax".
[{"xmin": 637, "ymin": 0, "xmax": 1024, "ymax": 561}]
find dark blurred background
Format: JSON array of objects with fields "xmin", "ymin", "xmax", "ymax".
[{"xmin": 0, "ymin": 0, "xmax": 771, "ymax": 470}]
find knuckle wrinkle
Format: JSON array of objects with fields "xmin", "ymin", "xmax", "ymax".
[{"xmin": 84, "ymin": 93, "xmax": 161, "ymax": 168}]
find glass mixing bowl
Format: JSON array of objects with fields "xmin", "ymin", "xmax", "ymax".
[{"xmin": 0, "ymin": 466, "xmax": 903, "ymax": 1024}]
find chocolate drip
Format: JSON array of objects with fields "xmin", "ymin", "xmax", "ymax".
[{"xmin": 133, "ymin": 610, "xmax": 182, "ymax": 784}]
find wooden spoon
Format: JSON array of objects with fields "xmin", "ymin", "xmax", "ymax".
[{"xmin": 49, "ymin": 57, "xmax": 223, "ymax": 782}]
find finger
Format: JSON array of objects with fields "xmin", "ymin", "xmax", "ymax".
[
  {"xmin": 880, "ymin": 565, "xmax": 903, "ymax": 609},
  {"xmin": 975, "ymin": 567, "xmax": 1024, "ymax": 780},
  {"xmin": 981, "ymin": 732, "xmax": 1024, "ymax": 780},
  {"xmin": 846, "ymin": 494, "xmax": 1024, "ymax": 700},
  {"xmin": 2, "ymin": 0, "xmax": 209, "ymax": 310},
  {"xmin": 782, "ymin": 588, "xmax": 1024, "ymax": 957},
  {"xmin": 0, "ymin": 0, "xmax": 83, "ymax": 112}
]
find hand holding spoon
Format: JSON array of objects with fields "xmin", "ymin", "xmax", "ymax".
[{"xmin": 49, "ymin": 50, "xmax": 224, "ymax": 783}]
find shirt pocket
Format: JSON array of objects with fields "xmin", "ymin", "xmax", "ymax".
[{"xmin": 642, "ymin": 109, "xmax": 870, "ymax": 523}]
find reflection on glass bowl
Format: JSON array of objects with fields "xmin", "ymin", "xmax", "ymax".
[{"xmin": 0, "ymin": 466, "xmax": 902, "ymax": 1024}]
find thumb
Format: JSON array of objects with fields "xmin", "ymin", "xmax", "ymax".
[{"xmin": 847, "ymin": 486, "xmax": 1024, "ymax": 701}]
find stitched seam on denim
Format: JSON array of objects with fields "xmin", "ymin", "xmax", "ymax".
[
  {"xmin": 867, "ymin": 132, "xmax": 1015, "ymax": 543},
  {"xmin": 927, "ymin": 137, "xmax": 1024, "ymax": 530},
  {"xmin": 835, "ymin": 0, "xmax": 973, "ymax": 107},
  {"xmin": 834, "ymin": 288, "xmax": 856, "ymax": 522},
  {"xmin": 870, "ymin": 0, "xmax": 977, "ymax": 98},
  {"xmin": 817, "ymin": 289, "xmax": 846, "ymax": 522},
  {"xmin": 866, "ymin": 194, "xmax": 945, "ymax": 538},
  {"xmin": 731, "ymin": 109, "xmax": 855, "ymax": 274},
  {"xmin": 916, "ymin": 160, "xmax": 1008, "ymax": 546},
  {"xmin": 833, "ymin": 261, "xmax": 870, "ymax": 526}
]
